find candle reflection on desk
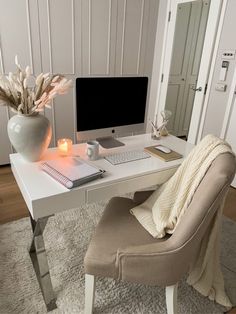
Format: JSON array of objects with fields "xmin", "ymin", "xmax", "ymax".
[{"xmin": 57, "ymin": 138, "xmax": 72, "ymax": 156}]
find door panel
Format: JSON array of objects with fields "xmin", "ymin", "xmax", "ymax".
[
  {"xmin": 165, "ymin": 84, "xmax": 182, "ymax": 132},
  {"xmin": 165, "ymin": 0, "xmax": 210, "ymax": 137}
]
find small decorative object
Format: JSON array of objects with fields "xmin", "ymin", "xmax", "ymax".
[
  {"xmin": 150, "ymin": 110, "xmax": 172, "ymax": 139},
  {"xmin": 159, "ymin": 110, "xmax": 172, "ymax": 136},
  {"xmin": 0, "ymin": 56, "xmax": 72, "ymax": 161},
  {"xmin": 57, "ymin": 138, "xmax": 73, "ymax": 156}
]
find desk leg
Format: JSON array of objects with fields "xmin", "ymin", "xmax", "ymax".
[{"xmin": 29, "ymin": 216, "xmax": 57, "ymax": 311}]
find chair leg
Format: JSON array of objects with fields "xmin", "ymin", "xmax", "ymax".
[
  {"xmin": 165, "ymin": 283, "xmax": 178, "ymax": 314},
  {"xmin": 85, "ymin": 274, "xmax": 96, "ymax": 314}
]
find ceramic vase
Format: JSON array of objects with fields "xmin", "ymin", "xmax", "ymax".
[{"xmin": 7, "ymin": 113, "xmax": 52, "ymax": 162}]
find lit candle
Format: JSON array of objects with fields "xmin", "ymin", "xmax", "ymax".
[{"xmin": 57, "ymin": 138, "xmax": 72, "ymax": 156}]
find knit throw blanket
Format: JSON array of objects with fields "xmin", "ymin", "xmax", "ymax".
[{"xmin": 131, "ymin": 134, "xmax": 234, "ymax": 308}]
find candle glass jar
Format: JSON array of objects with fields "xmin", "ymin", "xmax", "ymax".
[{"xmin": 57, "ymin": 138, "xmax": 72, "ymax": 156}]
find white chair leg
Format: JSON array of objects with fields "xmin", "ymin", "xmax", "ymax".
[
  {"xmin": 165, "ymin": 283, "xmax": 178, "ymax": 314},
  {"xmin": 85, "ymin": 274, "xmax": 96, "ymax": 314}
]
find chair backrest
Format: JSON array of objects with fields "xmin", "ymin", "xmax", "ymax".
[{"xmin": 166, "ymin": 152, "xmax": 236, "ymax": 280}]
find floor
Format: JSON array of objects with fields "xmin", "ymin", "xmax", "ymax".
[{"xmin": 0, "ymin": 164, "xmax": 236, "ymax": 313}]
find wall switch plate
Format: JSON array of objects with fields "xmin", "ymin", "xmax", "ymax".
[
  {"xmin": 215, "ymin": 83, "xmax": 227, "ymax": 92},
  {"xmin": 222, "ymin": 50, "xmax": 235, "ymax": 59}
]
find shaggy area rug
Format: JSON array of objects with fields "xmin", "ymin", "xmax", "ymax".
[{"xmin": 0, "ymin": 198, "xmax": 236, "ymax": 314}]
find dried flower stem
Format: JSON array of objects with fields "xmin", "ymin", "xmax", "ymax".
[{"xmin": 0, "ymin": 56, "xmax": 72, "ymax": 115}]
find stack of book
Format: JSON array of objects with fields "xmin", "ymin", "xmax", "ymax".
[{"xmin": 41, "ymin": 156, "xmax": 105, "ymax": 189}]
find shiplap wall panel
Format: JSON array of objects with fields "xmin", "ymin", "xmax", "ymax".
[
  {"xmin": 81, "ymin": 0, "xmax": 91, "ymax": 75},
  {"xmin": 38, "ymin": 0, "xmax": 51, "ymax": 73},
  {"xmin": 53, "ymin": 86, "xmax": 75, "ymax": 142},
  {"xmin": 28, "ymin": 0, "xmax": 42, "ymax": 74},
  {"xmin": 141, "ymin": 0, "xmax": 159, "ymax": 77},
  {"xmin": 122, "ymin": 0, "xmax": 144, "ymax": 75},
  {"xmin": 90, "ymin": 0, "xmax": 111, "ymax": 74},
  {"xmin": 0, "ymin": 107, "xmax": 12, "ymax": 164},
  {"xmin": 48, "ymin": 0, "xmax": 75, "ymax": 74},
  {"xmin": 0, "ymin": 0, "xmax": 32, "ymax": 72},
  {"xmin": 37, "ymin": 0, "xmax": 56, "ymax": 146},
  {"xmin": 74, "ymin": 0, "xmax": 83, "ymax": 74}
]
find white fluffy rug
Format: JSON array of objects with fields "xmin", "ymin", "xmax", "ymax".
[{"xmin": 0, "ymin": 198, "xmax": 236, "ymax": 314}]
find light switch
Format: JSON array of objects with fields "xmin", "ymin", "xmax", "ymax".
[
  {"xmin": 215, "ymin": 83, "xmax": 227, "ymax": 92},
  {"xmin": 219, "ymin": 61, "xmax": 229, "ymax": 81}
]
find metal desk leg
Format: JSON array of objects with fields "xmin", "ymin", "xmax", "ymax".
[{"xmin": 29, "ymin": 215, "xmax": 57, "ymax": 311}]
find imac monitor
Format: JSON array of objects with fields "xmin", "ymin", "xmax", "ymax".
[{"xmin": 76, "ymin": 76, "xmax": 148, "ymax": 148}]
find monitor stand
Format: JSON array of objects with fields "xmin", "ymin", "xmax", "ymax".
[{"xmin": 96, "ymin": 136, "xmax": 125, "ymax": 149}]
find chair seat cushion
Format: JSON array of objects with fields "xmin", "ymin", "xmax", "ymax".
[{"xmin": 84, "ymin": 196, "xmax": 167, "ymax": 279}]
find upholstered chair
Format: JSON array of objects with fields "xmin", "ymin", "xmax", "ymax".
[{"xmin": 84, "ymin": 153, "xmax": 236, "ymax": 314}]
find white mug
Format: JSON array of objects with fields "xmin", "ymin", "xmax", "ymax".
[{"xmin": 86, "ymin": 140, "xmax": 99, "ymax": 160}]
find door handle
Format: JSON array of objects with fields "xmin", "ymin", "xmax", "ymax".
[{"xmin": 191, "ymin": 86, "xmax": 202, "ymax": 92}]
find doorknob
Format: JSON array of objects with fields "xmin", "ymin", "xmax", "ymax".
[{"xmin": 191, "ymin": 86, "xmax": 202, "ymax": 92}]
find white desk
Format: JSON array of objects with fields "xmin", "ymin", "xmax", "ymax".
[{"xmin": 10, "ymin": 133, "xmax": 193, "ymax": 311}]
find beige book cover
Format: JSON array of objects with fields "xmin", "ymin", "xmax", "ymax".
[{"xmin": 144, "ymin": 145, "xmax": 183, "ymax": 162}]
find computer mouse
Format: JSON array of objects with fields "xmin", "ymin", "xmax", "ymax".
[{"xmin": 154, "ymin": 145, "xmax": 171, "ymax": 154}]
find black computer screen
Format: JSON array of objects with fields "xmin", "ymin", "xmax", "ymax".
[{"xmin": 76, "ymin": 77, "xmax": 148, "ymax": 131}]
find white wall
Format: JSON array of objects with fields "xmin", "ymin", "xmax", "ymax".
[
  {"xmin": 201, "ymin": 0, "xmax": 236, "ymax": 138},
  {"xmin": 0, "ymin": 0, "xmax": 159, "ymax": 165}
]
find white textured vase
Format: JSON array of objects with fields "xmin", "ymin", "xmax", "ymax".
[{"xmin": 7, "ymin": 113, "xmax": 52, "ymax": 162}]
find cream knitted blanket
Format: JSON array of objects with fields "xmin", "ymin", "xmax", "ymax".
[{"xmin": 131, "ymin": 134, "xmax": 234, "ymax": 308}]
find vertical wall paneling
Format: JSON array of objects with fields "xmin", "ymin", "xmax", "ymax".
[
  {"xmin": 107, "ymin": 0, "xmax": 112, "ymax": 74},
  {"xmin": 142, "ymin": 0, "xmax": 160, "ymax": 129},
  {"xmin": 121, "ymin": 0, "xmax": 127, "ymax": 75},
  {"xmin": 109, "ymin": 0, "xmax": 118, "ymax": 75},
  {"xmin": 74, "ymin": 0, "xmax": 83, "ymax": 75},
  {"xmin": 44, "ymin": 0, "xmax": 56, "ymax": 146},
  {"xmin": 0, "ymin": 0, "xmax": 160, "ymax": 164},
  {"xmin": 122, "ymin": 0, "xmax": 144, "ymax": 75},
  {"xmin": 90, "ymin": 0, "xmax": 112, "ymax": 75},
  {"xmin": 136, "ymin": 0, "xmax": 145, "ymax": 74},
  {"xmin": 28, "ymin": 0, "xmax": 42, "ymax": 74},
  {"xmin": 53, "ymin": 85, "xmax": 75, "ymax": 141},
  {"xmin": 37, "ymin": 0, "xmax": 50, "ymax": 72},
  {"xmin": 47, "ymin": 0, "xmax": 75, "ymax": 74},
  {"xmin": 0, "ymin": 107, "xmax": 12, "ymax": 164},
  {"xmin": 26, "ymin": 0, "xmax": 34, "ymax": 73},
  {"xmin": 115, "ymin": 0, "xmax": 126, "ymax": 75},
  {"xmin": 142, "ymin": 0, "xmax": 159, "ymax": 76},
  {"xmin": 81, "ymin": 0, "xmax": 91, "ymax": 75},
  {"xmin": 138, "ymin": 0, "xmax": 150, "ymax": 76},
  {"xmin": 74, "ymin": 0, "xmax": 82, "ymax": 76},
  {"xmin": 73, "ymin": 0, "xmax": 82, "ymax": 143},
  {"xmin": 0, "ymin": 0, "xmax": 32, "ymax": 72},
  {"xmin": 46, "ymin": 0, "xmax": 75, "ymax": 143},
  {"xmin": 0, "ymin": 41, "xmax": 4, "ymax": 74}
]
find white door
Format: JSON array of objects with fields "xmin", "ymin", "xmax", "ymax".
[{"xmin": 155, "ymin": 0, "xmax": 223, "ymax": 144}]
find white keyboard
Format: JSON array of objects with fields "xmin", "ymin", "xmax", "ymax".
[{"xmin": 104, "ymin": 150, "xmax": 151, "ymax": 165}]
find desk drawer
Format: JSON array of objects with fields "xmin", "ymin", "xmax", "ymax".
[{"xmin": 86, "ymin": 167, "xmax": 177, "ymax": 203}]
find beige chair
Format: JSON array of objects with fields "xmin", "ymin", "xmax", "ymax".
[{"xmin": 84, "ymin": 153, "xmax": 236, "ymax": 314}]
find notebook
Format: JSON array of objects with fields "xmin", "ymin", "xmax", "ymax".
[
  {"xmin": 144, "ymin": 145, "xmax": 183, "ymax": 162},
  {"xmin": 41, "ymin": 156, "xmax": 105, "ymax": 189}
]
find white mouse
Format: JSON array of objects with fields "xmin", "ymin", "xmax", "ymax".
[{"xmin": 155, "ymin": 145, "xmax": 171, "ymax": 154}]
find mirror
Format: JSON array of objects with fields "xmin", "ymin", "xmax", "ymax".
[{"xmin": 164, "ymin": 0, "xmax": 210, "ymax": 139}]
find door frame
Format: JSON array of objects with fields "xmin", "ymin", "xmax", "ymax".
[
  {"xmin": 220, "ymin": 60, "xmax": 236, "ymax": 139},
  {"xmin": 149, "ymin": 0, "xmax": 226, "ymax": 144}
]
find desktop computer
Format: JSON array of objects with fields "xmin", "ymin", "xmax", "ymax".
[{"xmin": 76, "ymin": 76, "xmax": 148, "ymax": 148}]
